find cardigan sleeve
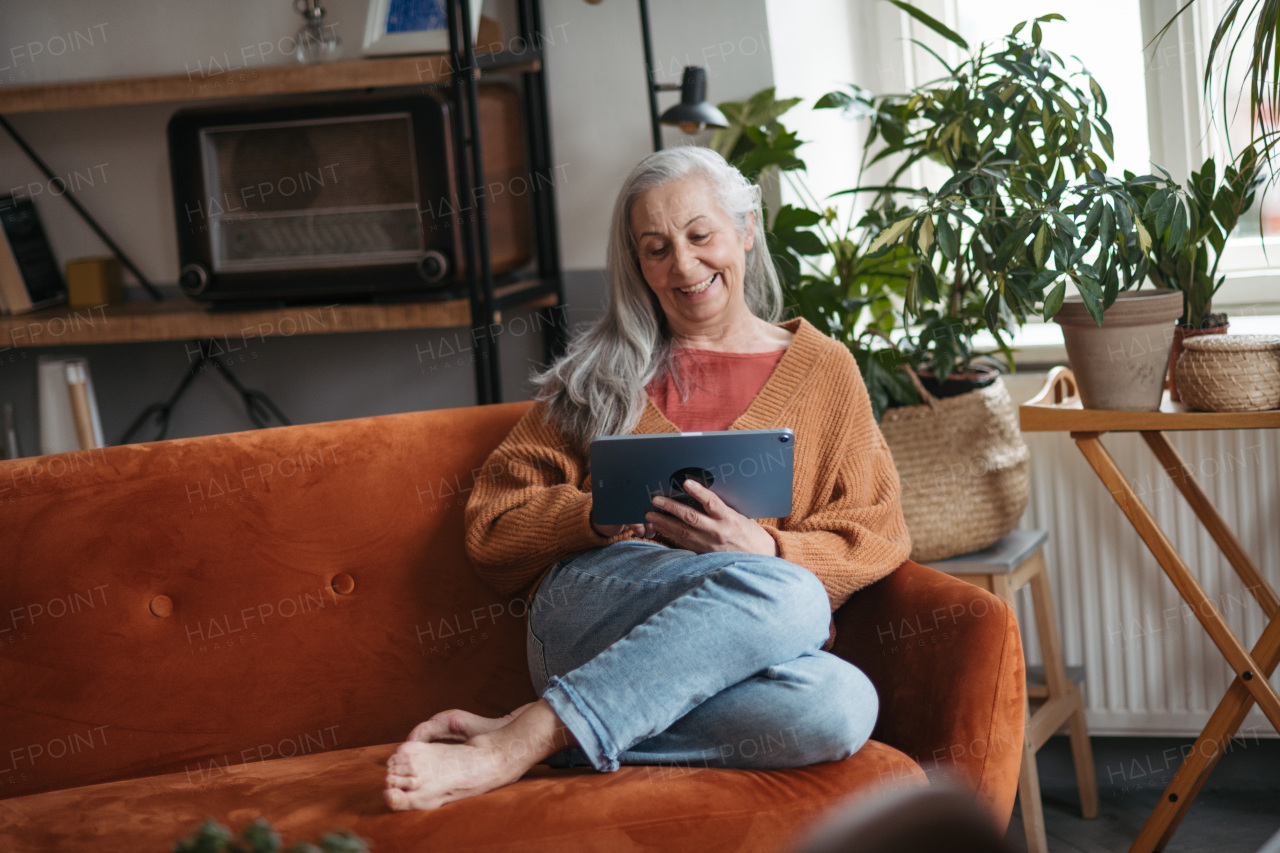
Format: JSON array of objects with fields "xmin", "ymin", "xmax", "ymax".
[
  {"xmin": 463, "ymin": 402, "xmax": 620, "ymax": 597},
  {"xmin": 761, "ymin": 350, "xmax": 912, "ymax": 611}
]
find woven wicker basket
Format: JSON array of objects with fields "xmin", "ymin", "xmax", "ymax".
[
  {"xmin": 1176, "ymin": 335, "xmax": 1280, "ymax": 412},
  {"xmin": 879, "ymin": 374, "xmax": 1030, "ymax": 562}
]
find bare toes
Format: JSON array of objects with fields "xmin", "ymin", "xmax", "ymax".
[{"xmin": 385, "ymin": 772, "xmax": 421, "ymax": 791}]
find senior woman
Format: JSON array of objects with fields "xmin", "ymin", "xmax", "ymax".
[{"xmin": 384, "ymin": 147, "xmax": 910, "ymax": 810}]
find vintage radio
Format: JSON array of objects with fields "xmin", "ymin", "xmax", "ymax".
[{"xmin": 167, "ymin": 85, "xmax": 532, "ymax": 304}]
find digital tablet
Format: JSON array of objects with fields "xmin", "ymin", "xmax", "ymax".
[{"xmin": 589, "ymin": 429, "xmax": 794, "ymax": 525}]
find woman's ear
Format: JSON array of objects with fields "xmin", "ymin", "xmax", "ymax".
[{"xmin": 744, "ymin": 210, "xmax": 756, "ymax": 251}]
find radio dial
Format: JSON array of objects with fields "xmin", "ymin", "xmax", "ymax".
[
  {"xmin": 418, "ymin": 251, "xmax": 449, "ymax": 284},
  {"xmin": 179, "ymin": 263, "xmax": 211, "ymax": 295}
]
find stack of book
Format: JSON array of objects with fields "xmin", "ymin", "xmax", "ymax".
[
  {"xmin": 38, "ymin": 356, "xmax": 104, "ymax": 454},
  {"xmin": 0, "ymin": 194, "xmax": 67, "ymax": 315}
]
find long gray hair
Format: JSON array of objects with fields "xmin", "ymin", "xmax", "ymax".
[{"xmin": 533, "ymin": 146, "xmax": 783, "ymax": 451}]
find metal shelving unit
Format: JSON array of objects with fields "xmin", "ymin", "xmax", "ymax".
[
  {"xmin": 0, "ymin": 0, "xmax": 565, "ymax": 409},
  {"xmin": 444, "ymin": 0, "xmax": 565, "ymax": 404}
]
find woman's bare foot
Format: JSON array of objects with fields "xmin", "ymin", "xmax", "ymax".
[
  {"xmin": 406, "ymin": 703, "xmax": 535, "ymax": 744},
  {"xmin": 384, "ymin": 700, "xmax": 575, "ymax": 811}
]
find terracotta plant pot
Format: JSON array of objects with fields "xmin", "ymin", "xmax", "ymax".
[
  {"xmin": 1167, "ymin": 320, "xmax": 1230, "ymax": 401},
  {"xmin": 1053, "ymin": 289, "xmax": 1184, "ymax": 411}
]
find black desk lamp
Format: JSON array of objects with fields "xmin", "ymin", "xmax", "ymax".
[{"xmin": 590, "ymin": 0, "xmax": 730, "ymax": 150}]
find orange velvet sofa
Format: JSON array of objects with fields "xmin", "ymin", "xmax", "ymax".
[{"xmin": 0, "ymin": 401, "xmax": 1025, "ymax": 852}]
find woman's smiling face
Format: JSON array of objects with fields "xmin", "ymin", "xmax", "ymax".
[{"xmin": 630, "ymin": 175, "xmax": 754, "ymax": 341}]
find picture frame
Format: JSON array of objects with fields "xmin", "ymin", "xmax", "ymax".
[{"xmin": 362, "ymin": 0, "xmax": 483, "ymax": 57}]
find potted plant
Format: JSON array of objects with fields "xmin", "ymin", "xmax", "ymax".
[
  {"xmin": 1123, "ymin": 149, "xmax": 1263, "ymax": 399},
  {"xmin": 832, "ymin": 10, "xmax": 1197, "ymax": 415},
  {"xmin": 713, "ymin": 87, "xmax": 1033, "ymax": 561},
  {"xmin": 716, "ymin": 10, "xmax": 1192, "ymax": 556},
  {"xmin": 714, "ymin": 12, "xmax": 1142, "ymax": 558}
]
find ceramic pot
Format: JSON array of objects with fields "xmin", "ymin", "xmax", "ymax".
[
  {"xmin": 1167, "ymin": 321, "xmax": 1229, "ymax": 401},
  {"xmin": 1053, "ymin": 289, "xmax": 1184, "ymax": 411}
]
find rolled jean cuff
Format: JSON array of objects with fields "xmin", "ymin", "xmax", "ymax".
[{"xmin": 541, "ymin": 675, "xmax": 620, "ymax": 773}]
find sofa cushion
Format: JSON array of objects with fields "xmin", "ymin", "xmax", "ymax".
[
  {"xmin": 0, "ymin": 741, "xmax": 927, "ymax": 852},
  {"xmin": 0, "ymin": 403, "xmax": 539, "ymax": 799}
]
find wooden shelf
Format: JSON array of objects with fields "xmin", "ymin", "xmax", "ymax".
[
  {"xmin": 1018, "ymin": 367, "xmax": 1280, "ymax": 432},
  {"xmin": 0, "ymin": 52, "xmax": 540, "ymax": 114},
  {"xmin": 0, "ymin": 281, "xmax": 556, "ymax": 348},
  {"xmin": 0, "ymin": 2, "xmax": 564, "ymax": 405},
  {"xmin": 1020, "ymin": 395, "xmax": 1280, "ymax": 432}
]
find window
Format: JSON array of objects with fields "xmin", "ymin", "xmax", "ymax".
[
  {"xmin": 1138, "ymin": 0, "xmax": 1277, "ymax": 312},
  {"xmin": 764, "ymin": 0, "xmax": 1277, "ymax": 363}
]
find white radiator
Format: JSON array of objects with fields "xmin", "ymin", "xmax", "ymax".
[{"xmin": 1004, "ymin": 374, "xmax": 1280, "ymax": 737}]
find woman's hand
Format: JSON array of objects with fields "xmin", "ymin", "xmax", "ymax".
[{"xmin": 645, "ymin": 479, "xmax": 779, "ymax": 556}]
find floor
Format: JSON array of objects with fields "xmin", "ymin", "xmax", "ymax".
[{"xmin": 1005, "ymin": 735, "xmax": 1280, "ymax": 853}]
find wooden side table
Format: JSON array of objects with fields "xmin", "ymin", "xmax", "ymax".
[{"xmin": 1021, "ymin": 367, "xmax": 1280, "ymax": 853}]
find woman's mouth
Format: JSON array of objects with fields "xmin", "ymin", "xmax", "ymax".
[{"xmin": 679, "ymin": 273, "xmax": 717, "ymax": 295}]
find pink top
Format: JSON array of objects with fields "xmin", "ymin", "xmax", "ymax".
[{"xmin": 647, "ymin": 347, "xmax": 787, "ymax": 431}]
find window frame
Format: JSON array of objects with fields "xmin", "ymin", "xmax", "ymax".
[{"xmin": 1137, "ymin": 0, "xmax": 1280, "ymax": 311}]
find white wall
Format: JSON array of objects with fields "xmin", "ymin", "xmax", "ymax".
[
  {"xmin": 0, "ymin": 0, "xmax": 776, "ymax": 449},
  {"xmin": 763, "ymin": 0, "xmax": 863, "ymax": 222}
]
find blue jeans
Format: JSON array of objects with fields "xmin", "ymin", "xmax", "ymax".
[{"xmin": 527, "ymin": 540, "xmax": 878, "ymax": 772}]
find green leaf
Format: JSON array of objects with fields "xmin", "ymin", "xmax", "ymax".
[
  {"xmin": 868, "ymin": 215, "xmax": 915, "ymax": 254},
  {"xmin": 917, "ymin": 214, "xmax": 935, "ymax": 254},
  {"xmin": 1042, "ymin": 279, "xmax": 1067, "ymax": 319},
  {"xmin": 784, "ymin": 230, "xmax": 828, "ymax": 256},
  {"xmin": 1088, "ymin": 76, "xmax": 1108, "ymax": 115},
  {"xmin": 1102, "ymin": 265, "xmax": 1120, "ymax": 307},
  {"xmin": 772, "ymin": 204, "xmax": 823, "ymax": 230},
  {"xmin": 1033, "ymin": 223, "xmax": 1049, "ymax": 267},
  {"xmin": 1168, "ymin": 198, "xmax": 1188, "ymax": 248},
  {"xmin": 1083, "ymin": 200, "xmax": 1104, "ymax": 237},
  {"xmin": 1207, "ymin": 221, "xmax": 1227, "ymax": 256},
  {"xmin": 1075, "ymin": 276, "xmax": 1105, "ymax": 325},
  {"xmin": 916, "ymin": 263, "xmax": 940, "ymax": 302},
  {"xmin": 883, "ymin": 0, "xmax": 969, "ymax": 49},
  {"xmin": 1099, "ymin": 204, "xmax": 1116, "ymax": 249},
  {"xmin": 1143, "ymin": 187, "xmax": 1168, "ymax": 217},
  {"xmin": 1193, "ymin": 157, "xmax": 1216, "ymax": 210},
  {"xmin": 815, "ymin": 89, "xmax": 855, "ymax": 110},
  {"xmin": 936, "ymin": 217, "xmax": 959, "ymax": 261},
  {"xmin": 1135, "ymin": 218, "xmax": 1152, "ymax": 252},
  {"xmin": 1114, "ymin": 197, "xmax": 1133, "ymax": 245},
  {"xmin": 1155, "ymin": 193, "xmax": 1176, "ymax": 238},
  {"xmin": 1098, "ymin": 125, "xmax": 1114, "ymax": 160}
]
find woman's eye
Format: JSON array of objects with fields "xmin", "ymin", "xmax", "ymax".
[
  {"xmin": 691, "ymin": 233, "xmax": 710, "ymax": 243},
  {"xmin": 645, "ymin": 245, "xmax": 668, "ymax": 258}
]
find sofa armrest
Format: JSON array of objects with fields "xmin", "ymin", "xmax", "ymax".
[{"xmin": 830, "ymin": 560, "xmax": 1024, "ymax": 825}]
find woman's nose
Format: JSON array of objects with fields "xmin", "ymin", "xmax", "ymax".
[{"xmin": 671, "ymin": 242, "xmax": 697, "ymax": 274}]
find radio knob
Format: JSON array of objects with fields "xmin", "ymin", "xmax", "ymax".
[
  {"xmin": 179, "ymin": 263, "xmax": 211, "ymax": 295},
  {"xmin": 418, "ymin": 251, "xmax": 449, "ymax": 284}
]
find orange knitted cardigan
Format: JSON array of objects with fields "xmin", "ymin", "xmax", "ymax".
[{"xmin": 463, "ymin": 317, "xmax": 911, "ymax": 611}]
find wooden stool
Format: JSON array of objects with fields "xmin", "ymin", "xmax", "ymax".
[{"xmin": 927, "ymin": 529, "xmax": 1099, "ymax": 853}]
